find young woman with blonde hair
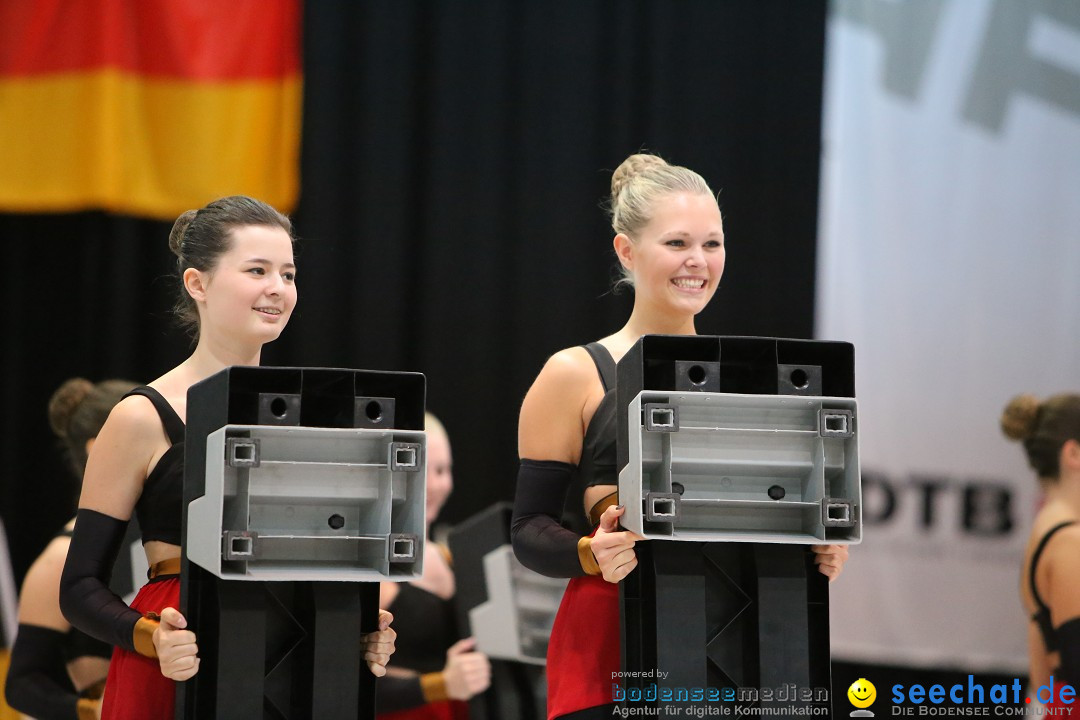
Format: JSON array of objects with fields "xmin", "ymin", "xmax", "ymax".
[{"xmin": 512, "ymin": 154, "xmax": 849, "ymax": 719}]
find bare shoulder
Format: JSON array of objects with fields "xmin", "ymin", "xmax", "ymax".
[
  {"xmin": 535, "ymin": 346, "xmax": 597, "ymax": 392},
  {"xmin": 28, "ymin": 536, "xmax": 70, "ymax": 579},
  {"xmin": 519, "ymin": 346, "xmax": 598, "ymax": 463},
  {"xmin": 104, "ymin": 393, "xmax": 166, "ymax": 438},
  {"xmin": 17, "ymin": 537, "xmax": 71, "ymax": 628},
  {"xmin": 79, "ymin": 393, "xmax": 166, "ymax": 517},
  {"xmin": 523, "ymin": 346, "xmax": 597, "ymax": 414},
  {"xmin": 1044, "ymin": 524, "xmax": 1080, "ymax": 625},
  {"xmin": 1046, "ymin": 524, "xmax": 1080, "ymax": 566},
  {"xmin": 83, "ymin": 393, "xmax": 167, "ymax": 475}
]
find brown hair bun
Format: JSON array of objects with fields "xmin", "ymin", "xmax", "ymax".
[
  {"xmin": 48, "ymin": 377, "xmax": 94, "ymax": 437},
  {"xmin": 168, "ymin": 209, "xmax": 198, "ymax": 259},
  {"xmin": 1001, "ymin": 393, "xmax": 1040, "ymax": 441}
]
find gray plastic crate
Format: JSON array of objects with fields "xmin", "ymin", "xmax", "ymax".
[
  {"xmin": 468, "ymin": 545, "xmax": 567, "ymax": 665},
  {"xmin": 187, "ymin": 425, "xmax": 426, "ymax": 580},
  {"xmin": 619, "ymin": 391, "xmax": 860, "ymax": 543}
]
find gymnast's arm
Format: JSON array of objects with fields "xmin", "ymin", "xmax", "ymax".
[
  {"xmin": 6, "ymin": 537, "xmax": 99, "ymax": 720},
  {"xmin": 59, "ymin": 397, "xmax": 160, "ymax": 657},
  {"xmin": 512, "ymin": 349, "xmax": 601, "ymax": 578},
  {"xmin": 373, "ymin": 583, "xmax": 425, "ymax": 710},
  {"xmin": 375, "ymin": 637, "xmax": 489, "ymax": 712},
  {"xmin": 1047, "ymin": 526, "xmax": 1080, "ymax": 689},
  {"xmin": 512, "ymin": 348, "xmax": 639, "ymax": 582},
  {"xmin": 373, "ymin": 582, "xmax": 488, "ymax": 711}
]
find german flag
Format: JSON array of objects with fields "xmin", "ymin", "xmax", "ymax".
[{"xmin": 0, "ymin": 0, "xmax": 301, "ymax": 219}]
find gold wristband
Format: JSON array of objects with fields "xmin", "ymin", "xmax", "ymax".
[
  {"xmin": 420, "ymin": 671, "xmax": 449, "ymax": 703},
  {"xmin": 76, "ymin": 697, "xmax": 101, "ymax": 720},
  {"xmin": 133, "ymin": 613, "xmax": 160, "ymax": 658},
  {"xmin": 577, "ymin": 536, "xmax": 602, "ymax": 576}
]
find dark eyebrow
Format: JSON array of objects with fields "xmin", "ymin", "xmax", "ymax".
[{"xmin": 246, "ymin": 258, "xmax": 296, "ymax": 270}]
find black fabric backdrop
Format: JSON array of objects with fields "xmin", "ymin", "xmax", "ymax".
[{"xmin": 0, "ymin": 1, "xmax": 825, "ymax": 586}]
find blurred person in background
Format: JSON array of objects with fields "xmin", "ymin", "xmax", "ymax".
[
  {"xmin": 377, "ymin": 413, "xmax": 491, "ymax": 720},
  {"xmin": 1004, "ymin": 393, "xmax": 1080, "ymax": 716},
  {"xmin": 5, "ymin": 377, "xmax": 136, "ymax": 720},
  {"xmin": 1, "ymin": 515, "xmax": 23, "ymax": 720}
]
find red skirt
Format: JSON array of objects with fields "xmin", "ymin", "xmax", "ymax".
[
  {"xmin": 545, "ymin": 568, "xmax": 620, "ymax": 719},
  {"xmin": 377, "ymin": 700, "xmax": 470, "ymax": 720},
  {"xmin": 100, "ymin": 577, "xmax": 180, "ymax": 720}
]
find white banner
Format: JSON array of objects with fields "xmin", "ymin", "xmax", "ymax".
[{"xmin": 818, "ymin": 0, "xmax": 1080, "ymax": 671}]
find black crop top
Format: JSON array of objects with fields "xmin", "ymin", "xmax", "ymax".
[
  {"xmin": 387, "ymin": 583, "xmax": 460, "ymax": 673},
  {"xmin": 561, "ymin": 343, "xmax": 619, "ymax": 535},
  {"xmin": 1029, "ymin": 520, "xmax": 1077, "ymax": 653},
  {"xmin": 579, "ymin": 343, "xmax": 618, "ymax": 487},
  {"xmin": 125, "ymin": 386, "xmax": 185, "ymax": 546}
]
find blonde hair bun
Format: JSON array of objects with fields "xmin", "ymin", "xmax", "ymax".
[
  {"xmin": 611, "ymin": 153, "xmax": 669, "ymax": 206},
  {"xmin": 1001, "ymin": 393, "xmax": 1040, "ymax": 441},
  {"xmin": 48, "ymin": 377, "xmax": 94, "ymax": 437}
]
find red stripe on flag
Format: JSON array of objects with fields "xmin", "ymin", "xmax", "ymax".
[{"xmin": 0, "ymin": 0, "xmax": 299, "ymax": 80}]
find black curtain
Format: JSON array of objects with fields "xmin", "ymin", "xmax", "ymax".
[{"xmin": 0, "ymin": 0, "xmax": 826, "ymax": 583}]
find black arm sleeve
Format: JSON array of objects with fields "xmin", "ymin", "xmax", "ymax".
[
  {"xmin": 510, "ymin": 459, "xmax": 587, "ymax": 578},
  {"xmin": 59, "ymin": 508, "xmax": 141, "ymax": 653},
  {"xmin": 5, "ymin": 624, "xmax": 80, "ymax": 720},
  {"xmin": 375, "ymin": 675, "xmax": 427, "ymax": 713},
  {"xmin": 63, "ymin": 626, "xmax": 112, "ymax": 664},
  {"xmin": 1056, "ymin": 617, "xmax": 1080, "ymax": 690}
]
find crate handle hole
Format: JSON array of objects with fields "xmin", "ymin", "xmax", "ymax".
[
  {"xmin": 650, "ymin": 408, "xmax": 675, "ymax": 428},
  {"xmin": 270, "ymin": 397, "xmax": 288, "ymax": 418},
  {"xmin": 231, "ymin": 536, "xmax": 253, "ymax": 556},
  {"xmin": 652, "ymin": 497, "xmax": 676, "ymax": 517},
  {"xmin": 365, "ymin": 400, "xmax": 383, "ymax": 422}
]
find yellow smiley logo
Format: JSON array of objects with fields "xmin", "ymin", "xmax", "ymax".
[{"xmin": 847, "ymin": 678, "xmax": 877, "ymax": 709}]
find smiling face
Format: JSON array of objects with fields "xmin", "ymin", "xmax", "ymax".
[
  {"xmin": 615, "ymin": 191, "xmax": 725, "ymax": 319},
  {"xmin": 189, "ymin": 224, "xmax": 297, "ymax": 346},
  {"xmin": 847, "ymin": 679, "xmax": 877, "ymax": 709}
]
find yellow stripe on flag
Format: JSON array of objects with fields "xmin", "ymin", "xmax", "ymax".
[{"xmin": 0, "ymin": 69, "xmax": 301, "ymax": 218}]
